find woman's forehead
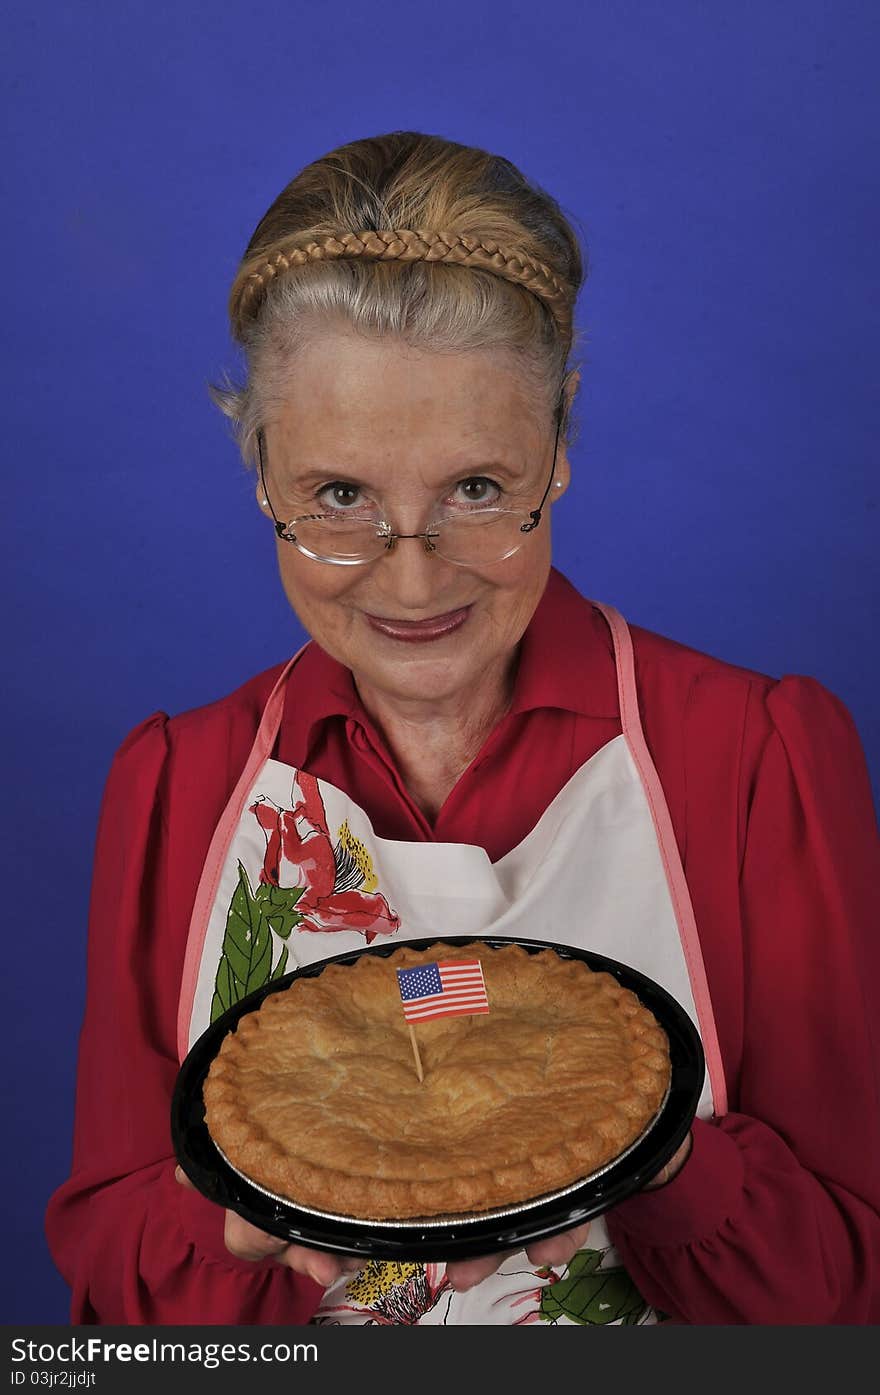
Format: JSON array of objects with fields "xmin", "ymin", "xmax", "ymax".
[{"xmin": 268, "ymin": 330, "xmax": 544, "ymax": 444}]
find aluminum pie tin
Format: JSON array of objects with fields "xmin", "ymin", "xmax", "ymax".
[
  {"xmin": 212, "ymin": 1078, "xmax": 672, "ymax": 1228},
  {"xmin": 172, "ymin": 935, "xmax": 704, "ymax": 1261}
]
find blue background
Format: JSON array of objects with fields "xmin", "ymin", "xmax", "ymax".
[{"xmin": 3, "ymin": 0, "xmax": 877, "ymax": 1323}]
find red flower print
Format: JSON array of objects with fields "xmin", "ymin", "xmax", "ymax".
[
  {"xmin": 251, "ymin": 785, "xmax": 336, "ymax": 895},
  {"xmin": 293, "ymin": 889, "xmax": 400, "ymax": 938},
  {"xmin": 250, "ymin": 773, "xmax": 400, "ymax": 943}
]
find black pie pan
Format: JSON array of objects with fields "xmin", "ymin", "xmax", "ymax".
[{"xmin": 172, "ymin": 935, "xmax": 705, "ymax": 1261}]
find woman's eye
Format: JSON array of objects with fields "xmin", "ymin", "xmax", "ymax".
[
  {"xmin": 317, "ymin": 482, "xmax": 365, "ymax": 511},
  {"xmin": 451, "ymin": 477, "xmax": 502, "ymax": 507}
]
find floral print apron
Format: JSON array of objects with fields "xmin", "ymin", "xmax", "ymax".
[{"xmin": 177, "ymin": 602, "xmax": 726, "ymax": 1324}]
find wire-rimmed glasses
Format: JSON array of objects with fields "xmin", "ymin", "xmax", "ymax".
[{"xmin": 256, "ymin": 409, "xmax": 562, "ymax": 569}]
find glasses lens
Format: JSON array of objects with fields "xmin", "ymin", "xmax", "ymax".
[
  {"xmin": 280, "ymin": 510, "xmax": 531, "ymax": 565},
  {"xmin": 433, "ymin": 510, "xmax": 527, "ymax": 566},
  {"xmin": 290, "ymin": 517, "xmax": 388, "ymax": 565}
]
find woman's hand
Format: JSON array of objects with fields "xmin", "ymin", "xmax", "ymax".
[
  {"xmin": 177, "ymin": 1132, "xmax": 694, "ymax": 1295},
  {"xmin": 445, "ymin": 1221, "xmax": 592, "ymax": 1292},
  {"xmin": 445, "ymin": 1132, "xmax": 694, "ymax": 1293},
  {"xmin": 222, "ymin": 1209, "xmax": 364, "ymax": 1286},
  {"xmin": 641, "ymin": 1132, "xmax": 693, "ymax": 1190},
  {"xmin": 174, "ymin": 1167, "xmax": 362, "ymax": 1288}
]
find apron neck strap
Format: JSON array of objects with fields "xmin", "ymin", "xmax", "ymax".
[
  {"xmin": 591, "ymin": 599, "xmax": 729, "ymax": 1116},
  {"xmin": 250, "ymin": 644, "xmax": 310, "ymax": 767},
  {"xmin": 590, "ymin": 601, "xmax": 640, "ymax": 743}
]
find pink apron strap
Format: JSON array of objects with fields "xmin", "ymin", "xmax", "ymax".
[
  {"xmin": 592, "ymin": 601, "xmax": 729, "ymax": 1117},
  {"xmin": 176, "ymin": 645, "xmax": 309, "ymax": 1062}
]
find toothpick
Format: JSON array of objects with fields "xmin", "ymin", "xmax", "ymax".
[{"xmin": 408, "ymin": 1024, "xmax": 424, "ymax": 1083}]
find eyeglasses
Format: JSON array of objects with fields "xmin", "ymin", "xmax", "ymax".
[{"xmin": 256, "ymin": 410, "xmax": 562, "ymax": 568}]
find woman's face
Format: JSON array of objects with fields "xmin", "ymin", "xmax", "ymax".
[{"xmin": 259, "ymin": 328, "xmax": 570, "ymax": 709}]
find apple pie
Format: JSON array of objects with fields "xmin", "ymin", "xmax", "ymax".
[{"xmin": 203, "ymin": 941, "xmax": 671, "ymax": 1220}]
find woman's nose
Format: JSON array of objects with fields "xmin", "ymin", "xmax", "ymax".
[{"xmin": 373, "ymin": 531, "xmax": 456, "ymax": 610}]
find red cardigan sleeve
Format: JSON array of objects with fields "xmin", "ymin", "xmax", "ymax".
[
  {"xmin": 607, "ymin": 675, "xmax": 880, "ymax": 1324},
  {"xmin": 44, "ymin": 713, "xmax": 323, "ymax": 1325}
]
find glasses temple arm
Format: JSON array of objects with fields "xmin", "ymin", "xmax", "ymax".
[
  {"xmin": 257, "ymin": 430, "xmax": 289, "ymax": 539},
  {"xmin": 520, "ymin": 407, "xmax": 563, "ymax": 533}
]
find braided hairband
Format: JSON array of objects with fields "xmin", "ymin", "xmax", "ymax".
[{"xmin": 230, "ymin": 228, "xmax": 573, "ymax": 343}]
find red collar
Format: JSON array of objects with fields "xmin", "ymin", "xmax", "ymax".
[{"xmin": 280, "ymin": 567, "xmax": 619, "ymax": 763}]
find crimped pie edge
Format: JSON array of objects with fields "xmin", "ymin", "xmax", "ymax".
[{"xmin": 203, "ymin": 942, "xmax": 671, "ymax": 1220}]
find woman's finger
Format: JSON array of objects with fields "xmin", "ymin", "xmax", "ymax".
[
  {"xmin": 444, "ymin": 1251, "xmax": 511, "ymax": 1292},
  {"xmin": 275, "ymin": 1246, "xmax": 363, "ymax": 1287},
  {"xmin": 223, "ymin": 1211, "xmax": 292, "ymax": 1263},
  {"xmin": 524, "ymin": 1221, "xmax": 591, "ymax": 1268},
  {"xmin": 446, "ymin": 1220, "xmax": 593, "ymax": 1292}
]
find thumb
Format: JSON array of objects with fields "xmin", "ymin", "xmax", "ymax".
[{"xmin": 174, "ymin": 1165, "xmax": 196, "ymax": 1190}]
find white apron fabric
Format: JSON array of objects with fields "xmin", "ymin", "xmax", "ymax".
[{"xmin": 178, "ymin": 602, "xmax": 724, "ymax": 1326}]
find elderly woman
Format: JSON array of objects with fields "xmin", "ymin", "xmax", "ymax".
[{"xmin": 47, "ymin": 131, "xmax": 880, "ymax": 1326}]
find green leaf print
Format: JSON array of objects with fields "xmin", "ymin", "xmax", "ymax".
[
  {"xmin": 209, "ymin": 862, "xmax": 273, "ymax": 1023},
  {"xmin": 538, "ymin": 1248, "xmax": 650, "ymax": 1326},
  {"xmin": 211, "ymin": 955, "xmax": 236, "ymax": 1021},
  {"xmin": 254, "ymin": 883, "xmax": 305, "ymax": 938},
  {"xmin": 270, "ymin": 944, "xmax": 289, "ymax": 981}
]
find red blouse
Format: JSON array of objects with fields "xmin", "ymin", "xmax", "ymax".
[{"xmin": 45, "ymin": 568, "xmax": 880, "ymax": 1325}]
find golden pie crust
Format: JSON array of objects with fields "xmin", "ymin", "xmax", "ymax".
[{"xmin": 203, "ymin": 942, "xmax": 671, "ymax": 1220}]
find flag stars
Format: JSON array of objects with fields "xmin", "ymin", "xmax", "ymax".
[{"xmin": 397, "ymin": 964, "xmax": 442, "ymax": 1000}]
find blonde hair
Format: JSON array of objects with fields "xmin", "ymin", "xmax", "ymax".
[{"xmin": 210, "ymin": 130, "xmax": 587, "ymax": 468}]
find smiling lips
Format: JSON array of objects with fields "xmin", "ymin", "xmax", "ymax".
[{"xmin": 365, "ymin": 605, "xmax": 472, "ymax": 642}]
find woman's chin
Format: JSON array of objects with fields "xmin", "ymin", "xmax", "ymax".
[{"xmin": 356, "ymin": 647, "xmax": 483, "ymax": 706}]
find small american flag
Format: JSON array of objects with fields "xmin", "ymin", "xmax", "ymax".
[{"xmin": 395, "ymin": 958, "xmax": 489, "ymax": 1023}]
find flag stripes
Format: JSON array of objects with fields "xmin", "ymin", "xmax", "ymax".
[{"xmin": 396, "ymin": 958, "xmax": 489, "ymax": 1023}]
